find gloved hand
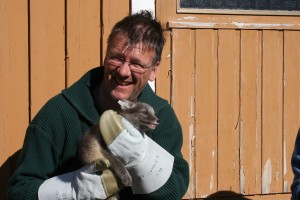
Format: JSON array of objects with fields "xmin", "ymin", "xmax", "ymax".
[
  {"xmin": 100, "ymin": 110, "xmax": 174, "ymax": 194},
  {"xmin": 38, "ymin": 159, "xmax": 122, "ymax": 200}
]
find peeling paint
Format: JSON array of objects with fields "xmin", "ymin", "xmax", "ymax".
[
  {"xmin": 262, "ymin": 159, "xmax": 272, "ymax": 194},
  {"xmin": 189, "ymin": 124, "xmax": 195, "ymax": 150},
  {"xmin": 183, "ymin": 16, "xmax": 197, "ymax": 20},
  {"xmin": 240, "ymin": 166, "xmax": 245, "ymax": 194},
  {"xmin": 188, "ymin": 124, "xmax": 194, "ymax": 174},
  {"xmin": 284, "ymin": 181, "xmax": 289, "ymax": 192},
  {"xmin": 284, "ymin": 140, "xmax": 287, "ymax": 175},
  {"xmin": 275, "ymin": 171, "xmax": 280, "ymax": 181},
  {"xmin": 190, "ymin": 96, "xmax": 195, "ymax": 117},
  {"xmin": 170, "ymin": 21, "xmax": 217, "ymax": 28},
  {"xmin": 210, "ymin": 174, "xmax": 213, "ymax": 192},
  {"xmin": 169, "ymin": 20, "xmax": 300, "ymax": 30},
  {"xmin": 232, "ymin": 21, "xmax": 295, "ymax": 29}
]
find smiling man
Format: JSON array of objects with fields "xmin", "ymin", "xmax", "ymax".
[
  {"xmin": 8, "ymin": 10, "xmax": 189, "ymax": 200},
  {"xmin": 98, "ymin": 34, "xmax": 159, "ymax": 111}
]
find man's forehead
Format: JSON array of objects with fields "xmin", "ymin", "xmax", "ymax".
[{"xmin": 110, "ymin": 34, "xmax": 153, "ymax": 54}]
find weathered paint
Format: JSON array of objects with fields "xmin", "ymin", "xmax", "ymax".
[
  {"xmin": 210, "ymin": 174, "xmax": 214, "ymax": 192},
  {"xmin": 183, "ymin": 16, "xmax": 197, "ymax": 21},
  {"xmin": 169, "ymin": 21, "xmax": 217, "ymax": 28},
  {"xmin": 232, "ymin": 21, "xmax": 297, "ymax": 29},
  {"xmin": 240, "ymin": 165, "xmax": 245, "ymax": 194},
  {"xmin": 262, "ymin": 159, "xmax": 272, "ymax": 194},
  {"xmin": 284, "ymin": 141, "xmax": 287, "ymax": 176},
  {"xmin": 169, "ymin": 21, "xmax": 300, "ymax": 30}
]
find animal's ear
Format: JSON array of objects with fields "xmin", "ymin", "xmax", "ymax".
[{"xmin": 118, "ymin": 99, "xmax": 134, "ymax": 110}]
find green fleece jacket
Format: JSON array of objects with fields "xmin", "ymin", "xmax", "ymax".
[{"xmin": 7, "ymin": 67, "xmax": 189, "ymax": 200}]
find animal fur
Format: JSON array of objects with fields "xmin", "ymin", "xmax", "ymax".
[{"xmin": 77, "ymin": 100, "xmax": 159, "ymax": 200}]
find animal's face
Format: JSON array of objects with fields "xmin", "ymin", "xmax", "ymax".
[{"xmin": 118, "ymin": 100, "xmax": 159, "ymax": 133}]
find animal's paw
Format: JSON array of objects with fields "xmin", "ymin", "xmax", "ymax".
[{"xmin": 121, "ymin": 173, "xmax": 132, "ymax": 187}]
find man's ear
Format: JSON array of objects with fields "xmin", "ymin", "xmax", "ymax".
[{"xmin": 148, "ymin": 62, "xmax": 160, "ymax": 82}]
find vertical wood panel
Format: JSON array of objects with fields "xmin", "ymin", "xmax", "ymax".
[
  {"xmin": 218, "ymin": 29, "xmax": 241, "ymax": 192},
  {"xmin": 66, "ymin": 0, "xmax": 101, "ymax": 86},
  {"xmin": 240, "ymin": 30, "xmax": 262, "ymax": 195},
  {"xmin": 261, "ymin": 30, "xmax": 283, "ymax": 194},
  {"xmin": 0, "ymin": 0, "xmax": 28, "ymax": 199},
  {"xmin": 101, "ymin": 0, "xmax": 130, "ymax": 62},
  {"xmin": 195, "ymin": 29, "xmax": 218, "ymax": 198},
  {"xmin": 30, "ymin": 0, "xmax": 65, "ymax": 118},
  {"xmin": 283, "ymin": 31, "xmax": 300, "ymax": 193},
  {"xmin": 172, "ymin": 29, "xmax": 196, "ymax": 199},
  {"xmin": 156, "ymin": 31, "xmax": 171, "ymax": 103}
]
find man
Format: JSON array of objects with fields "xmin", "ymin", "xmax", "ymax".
[
  {"xmin": 291, "ymin": 129, "xmax": 300, "ymax": 200},
  {"xmin": 8, "ymin": 10, "xmax": 189, "ymax": 199}
]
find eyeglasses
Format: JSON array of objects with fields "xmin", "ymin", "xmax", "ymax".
[{"xmin": 106, "ymin": 55, "xmax": 154, "ymax": 75}]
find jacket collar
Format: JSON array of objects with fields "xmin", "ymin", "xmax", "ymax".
[
  {"xmin": 62, "ymin": 66, "xmax": 166, "ymax": 125},
  {"xmin": 62, "ymin": 67, "xmax": 103, "ymax": 125}
]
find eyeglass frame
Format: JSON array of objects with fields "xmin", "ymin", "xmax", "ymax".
[{"xmin": 106, "ymin": 54, "xmax": 156, "ymax": 75}]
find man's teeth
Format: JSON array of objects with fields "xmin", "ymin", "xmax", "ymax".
[{"xmin": 116, "ymin": 80, "xmax": 130, "ymax": 86}]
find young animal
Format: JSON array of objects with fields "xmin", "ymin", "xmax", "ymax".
[{"xmin": 77, "ymin": 100, "xmax": 159, "ymax": 200}]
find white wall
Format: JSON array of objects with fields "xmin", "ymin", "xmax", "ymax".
[{"xmin": 131, "ymin": 0, "xmax": 156, "ymax": 91}]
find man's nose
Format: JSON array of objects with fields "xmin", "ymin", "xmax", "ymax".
[{"xmin": 118, "ymin": 61, "xmax": 132, "ymax": 76}]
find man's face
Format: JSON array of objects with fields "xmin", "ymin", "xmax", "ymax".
[{"xmin": 103, "ymin": 34, "xmax": 159, "ymax": 101}]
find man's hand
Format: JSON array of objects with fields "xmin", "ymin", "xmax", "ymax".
[
  {"xmin": 38, "ymin": 159, "xmax": 122, "ymax": 200},
  {"xmin": 100, "ymin": 110, "xmax": 174, "ymax": 194}
]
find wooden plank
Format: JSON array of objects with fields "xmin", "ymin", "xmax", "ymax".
[
  {"xmin": 195, "ymin": 29, "xmax": 218, "ymax": 198},
  {"xmin": 187, "ymin": 192, "xmax": 292, "ymax": 199},
  {"xmin": 242, "ymin": 193, "xmax": 291, "ymax": 200},
  {"xmin": 156, "ymin": 0, "xmax": 177, "ymax": 30},
  {"xmin": 101, "ymin": 0, "xmax": 129, "ymax": 62},
  {"xmin": 283, "ymin": 31, "xmax": 300, "ymax": 192},
  {"xmin": 240, "ymin": 30, "xmax": 262, "ymax": 195},
  {"xmin": 66, "ymin": 0, "xmax": 101, "ymax": 86},
  {"xmin": 0, "ymin": 0, "xmax": 28, "ymax": 199},
  {"xmin": 172, "ymin": 29, "xmax": 196, "ymax": 199},
  {"xmin": 261, "ymin": 30, "xmax": 283, "ymax": 194},
  {"xmin": 217, "ymin": 29, "xmax": 241, "ymax": 193},
  {"xmin": 156, "ymin": 30, "xmax": 172, "ymax": 103},
  {"xmin": 168, "ymin": 21, "xmax": 300, "ymax": 31},
  {"xmin": 30, "ymin": 0, "xmax": 65, "ymax": 118}
]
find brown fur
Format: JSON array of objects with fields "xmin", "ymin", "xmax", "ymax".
[{"xmin": 77, "ymin": 100, "xmax": 158, "ymax": 199}]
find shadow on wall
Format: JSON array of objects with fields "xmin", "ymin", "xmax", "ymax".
[
  {"xmin": 0, "ymin": 150, "xmax": 21, "ymax": 200},
  {"xmin": 206, "ymin": 191, "xmax": 251, "ymax": 199}
]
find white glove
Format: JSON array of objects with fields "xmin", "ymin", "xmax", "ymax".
[
  {"xmin": 38, "ymin": 159, "xmax": 121, "ymax": 200},
  {"xmin": 100, "ymin": 110, "xmax": 174, "ymax": 194}
]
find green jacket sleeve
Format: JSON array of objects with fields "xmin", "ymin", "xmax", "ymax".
[
  {"xmin": 7, "ymin": 95, "xmax": 84, "ymax": 200},
  {"xmin": 7, "ymin": 124, "xmax": 61, "ymax": 200}
]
